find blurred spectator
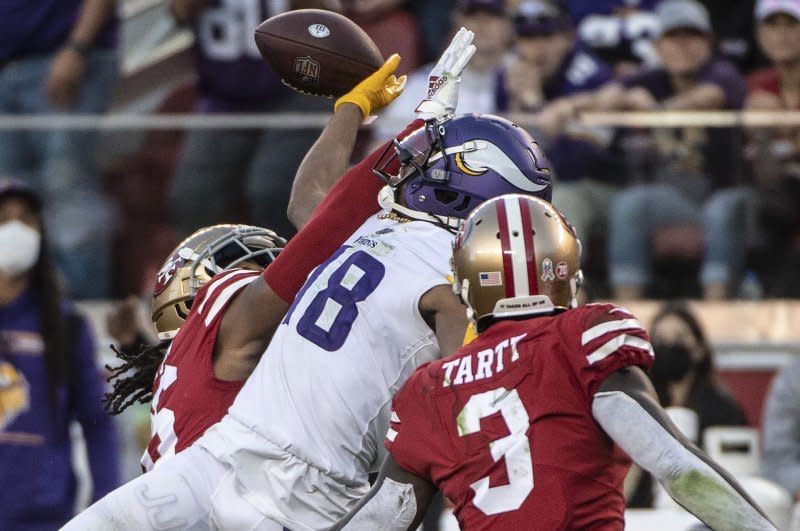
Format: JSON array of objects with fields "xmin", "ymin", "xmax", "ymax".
[
  {"xmin": 761, "ymin": 356, "xmax": 800, "ymax": 501},
  {"xmin": 498, "ymin": 0, "xmax": 624, "ymax": 251},
  {"xmin": 628, "ymin": 301, "xmax": 748, "ymax": 507},
  {"xmin": 168, "ymin": 1, "xmax": 332, "ymax": 240},
  {"xmin": 375, "ymin": 0, "xmax": 512, "ymax": 140},
  {"xmin": 0, "ymin": 178, "xmax": 120, "ymax": 528},
  {"xmin": 0, "ymin": 0, "xmax": 119, "ymax": 299},
  {"xmin": 701, "ymin": 0, "xmax": 766, "ymax": 75},
  {"xmin": 562, "ymin": 0, "xmax": 747, "ymax": 299},
  {"xmin": 344, "ymin": 0, "xmax": 423, "ymax": 75},
  {"xmin": 570, "ymin": 0, "xmax": 765, "ymax": 76},
  {"xmin": 745, "ymin": 0, "xmax": 800, "ymax": 297},
  {"xmin": 568, "ymin": 0, "xmax": 660, "ymax": 77}
]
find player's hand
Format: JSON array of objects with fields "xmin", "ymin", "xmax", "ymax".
[
  {"xmin": 46, "ymin": 47, "xmax": 86, "ymax": 108},
  {"xmin": 334, "ymin": 53, "xmax": 407, "ymax": 118},
  {"xmin": 415, "ymin": 27, "xmax": 476, "ymax": 123}
]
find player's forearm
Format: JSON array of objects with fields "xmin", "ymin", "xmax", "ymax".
[
  {"xmin": 70, "ymin": 0, "xmax": 115, "ymax": 46},
  {"xmin": 287, "ymin": 103, "xmax": 363, "ymax": 229},
  {"xmin": 761, "ymin": 369, "xmax": 800, "ymax": 495},
  {"xmin": 593, "ymin": 391, "xmax": 776, "ymax": 531}
]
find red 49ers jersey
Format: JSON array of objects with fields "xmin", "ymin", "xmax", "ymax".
[
  {"xmin": 386, "ymin": 303, "xmax": 654, "ymax": 530},
  {"xmin": 142, "ymin": 269, "xmax": 261, "ymax": 471}
]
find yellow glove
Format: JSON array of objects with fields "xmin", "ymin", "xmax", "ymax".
[{"xmin": 335, "ymin": 53, "xmax": 407, "ymax": 117}]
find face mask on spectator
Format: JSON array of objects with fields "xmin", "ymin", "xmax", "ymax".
[
  {"xmin": 0, "ymin": 220, "xmax": 40, "ymax": 276},
  {"xmin": 651, "ymin": 342, "xmax": 693, "ymax": 382}
]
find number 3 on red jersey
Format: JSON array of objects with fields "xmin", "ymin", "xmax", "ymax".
[{"xmin": 457, "ymin": 387, "xmax": 534, "ymax": 515}]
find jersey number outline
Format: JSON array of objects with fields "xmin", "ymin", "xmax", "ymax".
[
  {"xmin": 198, "ymin": 0, "xmax": 288, "ymax": 60},
  {"xmin": 295, "ymin": 249, "xmax": 386, "ymax": 351},
  {"xmin": 147, "ymin": 358, "xmax": 179, "ymax": 466},
  {"xmin": 457, "ymin": 387, "xmax": 534, "ymax": 515}
]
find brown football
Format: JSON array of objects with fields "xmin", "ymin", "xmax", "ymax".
[{"xmin": 254, "ymin": 9, "xmax": 384, "ymax": 98}]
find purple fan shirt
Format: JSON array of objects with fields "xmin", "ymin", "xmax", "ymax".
[
  {"xmin": 0, "ymin": 289, "xmax": 119, "ymax": 529},
  {"xmin": 192, "ymin": 0, "xmax": 292, "ymax": 112},
  {"xmin": 568, "ymin": 0, "xmax": 660, "ymax": 69},
  {"xmin": 622, "ymin": 58, "xmax": 747, "ymax": 189},
  {"xmin": 497, "ymin": 46, "xmax": 623, "ymax": 184},
  {"xmin": 0, "ymin": 0, "xmax": 117, "ymax": 63}
]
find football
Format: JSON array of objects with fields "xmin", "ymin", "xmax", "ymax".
[{"xmin": 254, "ymin": 9, "xmax": 384, "ymax": 98}]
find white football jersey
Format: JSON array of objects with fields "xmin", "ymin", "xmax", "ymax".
[{"xmin": 221, "ymin": 213, "xmax": 454, "ymax": 485}]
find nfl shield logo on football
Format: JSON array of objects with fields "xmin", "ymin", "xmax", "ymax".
[{"xmin": 294, "ymin": 56, "xmax": 320, "ymax": 88}]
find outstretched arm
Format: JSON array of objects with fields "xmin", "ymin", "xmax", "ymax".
[
  {"xmin": 288, "ymin": 54, "xmax": 406, "ymax": 228},
  {"xmin": 593, "ymin": 367, "xmax": 776, "ymax": 531},
  {"xmin": 331, "ymin": 455, "xmax": 436, "ymax": 531}
]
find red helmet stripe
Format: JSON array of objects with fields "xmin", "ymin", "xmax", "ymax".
[
  {"xmin": 495, "ymin": 199, "xmax": 515, "ymax": 298},
  {"xmin": 518, "ymin": 197, "xmax": 539, "ymax": 295}
]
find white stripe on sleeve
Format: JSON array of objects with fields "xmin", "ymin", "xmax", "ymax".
[
  {"xmin": 586, "ymin": 334, "xmax": 654, "ymax": 365},
  {"xmin": 203, "ymin": 275, "xmax": 259, "ymax": 326},
  {"xmin": 581, "ymin": 318, "xmax": 644, "ymax": 345},
  {"xmin": 197, "ymin": 269, "xmax": 254, "ymax": 315}
]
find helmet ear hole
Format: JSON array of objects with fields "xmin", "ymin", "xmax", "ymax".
[{"xmin": 434, "ymin": 189, "xmax": 458, "ymax": 204}]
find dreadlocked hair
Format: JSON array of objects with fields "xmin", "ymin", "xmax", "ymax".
[{"xmin": 103, "ymin": 339, "xmax": 171, "ymax": 415}]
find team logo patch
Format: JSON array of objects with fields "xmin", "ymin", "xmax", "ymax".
[
  {"xmin": 294, "ymin": 56, "xmax": 320, "ymax": 89},
  {"xmin": 0, "ymin": 361, "xmax": 30, "ymax": 431},
  {"xmin": 541, "ymin": 258, "xmax": 555, "ymax": 281},
  {"xmin": 556, "ymin": 261, "xmax": 569, "ymax": 279},
  {"xmin": 154, "ymin": 252, "xmax": 187, "ymax": 295},
  {"xmin": 307, "ymin": 23, "xmax": 330, "ymax": 38},
  {"xmin": 479, "ymin": 271, "xmax": 502, "ymax": 287}
]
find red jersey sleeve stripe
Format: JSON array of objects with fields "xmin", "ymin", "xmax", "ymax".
[
  {"xmin": 203, "ymin": 274, "xmax": 260, "ymax": 326},
  {"xmin": 196, "ymin": 269, "xmax": 258, "ymax": 315},
  {"xmin": 585, "ymin": 334, "xmax": 654, "ymax": 365}
]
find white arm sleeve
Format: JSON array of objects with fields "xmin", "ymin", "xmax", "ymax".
[
  {"xmin": 592, "ymin": 391, "xmax": 776, "ymax": 531},
  {"xmin": 341, "ymin": 478, "xmax": 417, "ymax": 531}
]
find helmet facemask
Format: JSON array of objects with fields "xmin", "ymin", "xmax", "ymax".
[
  {"xmin": 188, "ymin": 227, "xmax": 285, "ymax": 293},
  {"xmin": 151, "ymin": 225, "xmax": 285, "ymax": 340}
]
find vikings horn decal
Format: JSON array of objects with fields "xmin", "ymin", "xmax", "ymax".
[
  {"xmin": 462, "ymin": 142, "xmax": 549, "ymax": 193},
  {"xmin": 0, "ymin": 361, "xmax": 29, "ymax": 431}
]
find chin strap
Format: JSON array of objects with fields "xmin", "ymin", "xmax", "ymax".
[{"xmin": 377, "ymin": 185, "xmax": 463, "ymax": 231}]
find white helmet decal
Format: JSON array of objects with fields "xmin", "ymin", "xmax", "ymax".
[
  {"xmin": 462, "ymin": 142, "xmax": 550, "ymax": 193},
  {"xmin": 429, "ymin": 140, "xmax": 550, "ymax": 194}
]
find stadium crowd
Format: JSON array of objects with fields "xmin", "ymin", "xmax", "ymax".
[
  {"xmin": 0, "ymin": 0, "xmax": 799, "ymax": 529},
  {"xmin": 0, "ymin": 0, "xmax": 798, "ymax": 301}
]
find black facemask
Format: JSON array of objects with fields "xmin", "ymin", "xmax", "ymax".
[{"xmin": 651, "ymin": 342, "xmax": 693, "ymax": 383}]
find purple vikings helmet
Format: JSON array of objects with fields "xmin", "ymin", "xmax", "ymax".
[{"xmin": 374, "ymin": 114, "xmax": 553, "ymax": 228}]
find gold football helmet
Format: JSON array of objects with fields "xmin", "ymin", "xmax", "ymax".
[
  {"xmin": 151, "ymin": 224, "xmax": 286, "ymax": 340},
  {"xmin": 452, "ymin": 194, "xmax": 582, "ymax": 331}
]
